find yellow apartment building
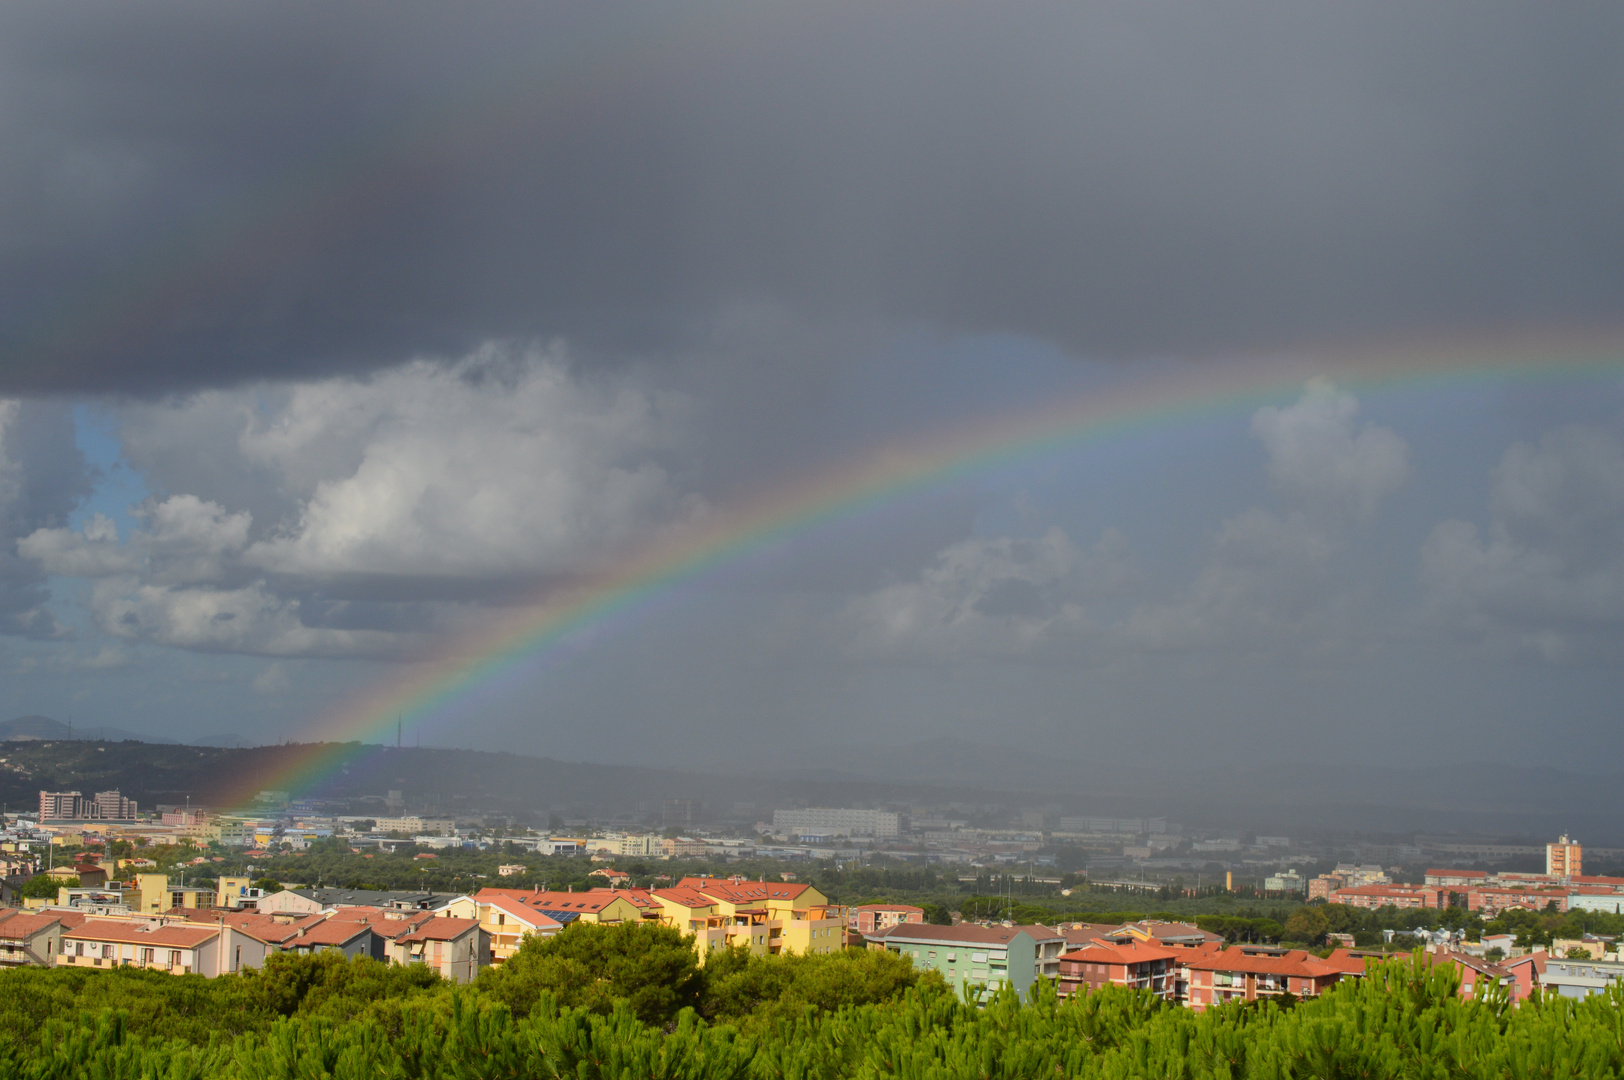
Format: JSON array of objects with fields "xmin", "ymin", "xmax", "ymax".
[{"xmin": 677, "ymin": 878, "xmax": 846, "ymax": 957}]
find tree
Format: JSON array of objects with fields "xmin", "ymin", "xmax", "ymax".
[
  {"xmin": 920, "ymin": 901, "xmax": 953, "ymax": 926},
  {"xmin": 475, "ymin": 921, "xmax": 703, "ymax": 1026},
  {"xmin": 255, "ymin": 877, "xmax": 284, "ymax": 894},
  {"xmin": 1283, "ymin": 907, "xmax": 1328, "ymax": 946},
  {"xmin": 20, "ymin": 874, "xmax": 74, "ymax": 898},
  {"xmin": 1567, "ymin": 947, "xmax": 1592, "ymax": 959}
]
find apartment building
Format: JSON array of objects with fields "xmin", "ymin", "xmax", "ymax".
[
  {"xmin": 1464, "ymin": 886, "xmax": 1569, "ymax": 916},
  {"xmin": 772, "ymin": 808, "xmax": 901, "ymax": 839},
  {"xmin": 442, "ymin": 892, "xmax": 563, "ymax": 964},
  {"xmin": 60, "ymin": 919, "xmax": 230, "ymax": 976},
  {"xmin": 1185, "ymin": 950, "xmax": 1343, "ymax": 1011},
  {"xmin": 1057, "ymin": 938, "xmax": 1180, "ymax": 1000},
  {"xmin": 1548, "ymin": 836, "xmax": 1583, "ymax": 878},
  {"xmin": 37, "ymin": 790, "xmax": 138, "ymax": 822},
  {"xmin": 0, "ymin": 911, "xmax": 65, "ymax": 967},
  {"xmin": 384, "ymin": 917, "xmax": 486, "ymax": 983},
  {"xmin": 644, "ymin": 885, "xmax": 772, "ymax": 960},
  {"xmin": 869, "ymin": 922, "xmax": 1064, "ymax": 1000},
  {"xmin": 1328, "ymin": 884, "xmax": 1445, "ymax": 910},
  {"xmin": 850, "ymin": 904, "xmax": 925, "ymax": 934},
  {"xmin": 676, "ymin": 878, "xmax": 847, "ymax": 956}
]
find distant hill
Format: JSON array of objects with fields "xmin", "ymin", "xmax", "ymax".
[{"xmin": 0, "ymin": 715, "xmax": 177, "ymax": 745}]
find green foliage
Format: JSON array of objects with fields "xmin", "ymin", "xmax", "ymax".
[
  {"xmin": 253, "ymin": 877, "xmax": 282, "ymax": 894},
  {"xmin": 17, "ymin": 875, "xmax": 73, "ymax": 899},
  {"xmin": 698, "ymin": 944, "xmax": 937, "ymax": 1032},
  {"xmin": 475, "ymin": 920, "xmax": 703, "ymax": 1026},
  {"xmin": 9, "ymin": 942, "xmax": 1624, "ymax": 1078}
]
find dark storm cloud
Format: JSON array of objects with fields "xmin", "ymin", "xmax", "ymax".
[
  {"xmin": 0, "ymin": 402, "xmax": 93, "ymax": 636},
  {"xmin": 0, "ymin": 2, "xmax": 1620, "ymax": 394}
]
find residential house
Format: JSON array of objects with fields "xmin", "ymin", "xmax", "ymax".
[
  {"xmin": 384, "ymin": 917, "xmax": 486, "ymax": 983},
  {"xmin": 1538, "ymin": 954, "xmax": 1624, "ymax": 999},
  {"xmin": 1424, "ymin": 869, "xmax": 1490, "ymax": 888},
  {"xmin": 677, "ymin": 878, "xmax": 847, "ymax": 956},
  {"xmin": 1421, "ymin": 949, "xmax": 1515, "ymax": 1000},
  {"xmin": 60, "ymin": 919, "xmax": 228, "ymax": 976},
  {"xmin": 1185, "ymin": 949, "xmax": 1343, "ymax": 1010},
  {"xmin": 0, "ymin": 910, "xmax": 64, "ymax": 967},
  {"xmin": 1057, "ymin": 938, "xmax": 1180, "ymax": 1000},
  {"xmin": 646, "ymin": 885, "xmax": 771, "ymax": 961},
  {"xmin": 851, "ymin": 904, "xmax": 925, "ymax": 934},
  {"xmin": 442, "ymin": 891, "xmax": 563, "ymax": 964},
  {"xmin": 869, "ymin": 922, "xmax": 1064, "ymax": 1000},
  {"xmin": 257, "ymin": 888, "xmax": 458, "ymax": 917},
  {"xmin": 1465, "ymin": 886, "xmax": 1568, "ymax": 916}
]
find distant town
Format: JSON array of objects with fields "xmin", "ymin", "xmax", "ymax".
[{"xmin": 2, "ymin": 780, "xmax": 1621, "ymax": 1005}]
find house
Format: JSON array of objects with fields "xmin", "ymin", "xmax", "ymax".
[
  {"xmin": 677, "ymin": 878, "xmax": 847, "ymax": 956},
  {"xmin": 1184, "ymin": 949, "xmax": 1343, "ymax": 1010},
  {"xmin": 1108, "ymin": 921, "xmax": 1223, "ymax": 948},
  {"xmin": 383, "ymin": 917, "xmax": 486, "ymax": 983},
  {"xmin": 1464, "ymin": 886, "xmax": 1568, "ymax": 916},
  {"xmin": 1502, "ymin": 951, "xmax": 1546, "ymax": 1002},
  {"xmin": 442, "ymin": 891, "xmax": 563, "ymax": 964},
  {"xmin": 646, "ymin": 886, "xmax": 771, "ymax": 961},
  {"xmin": 464, "ymin": 888, "xmax": 644, "ymax": 926},
  {"xmin": 587, "ymin": 868, "xmax": 629, "ymax": 884},
  {"xmin": 1538, "ymin": 954, "xmax": 1624, "ymax": 1000},
  {"xmin": 868, "ymin": 922, "xmax": 1064, "ymax": 1000},
  {"xmin": 850, "ymin": 904, "xmax": 925, "ymax": 934},
  {"xmin": 256, "ymin": 888, "xmax": 458, "ymax": 916},
  {"xmin": 1421, "ymin": 949, "xmax": 1515, "ymax": 1000},
  {"xmin": 59, "ymin": 919, "xmax": 228, "ymax": 976},
  {"xmin": 1057, "ymin": 938, "xmax": 1180, "ymax": 1000},
  {"xmin": 0, "ymin": 910, "xmax": 64, "ymax": 967}
]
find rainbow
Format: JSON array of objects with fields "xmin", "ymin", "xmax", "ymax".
[{"xmin": 228, "ymin": 331, "xmax": 1624, "ymax": 808}]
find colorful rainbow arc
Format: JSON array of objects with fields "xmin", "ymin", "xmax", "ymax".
[{"xmin": 227, "ymin": 333, "xmax": 1624, "ymax": 810}]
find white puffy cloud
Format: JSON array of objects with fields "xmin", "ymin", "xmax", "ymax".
[
  {"xmin": 1250, "ymin": 378, "xmax": 1409, "ymax": 523},
  {"xmin": 843, "ymin": 527, "xmax": 1136, "ymax": 659},
  {"xmin": 19, "ymin": 344, "xmax": 699, "ymax": 659},
  {"xmin": 1420, "ymin": 424, "xmax": 1624, "ymax": 661}
]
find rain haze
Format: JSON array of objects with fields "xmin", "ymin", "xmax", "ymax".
[{"xmin": 2, "ymin": 3, "xmax": 1623, "ymax": 783}]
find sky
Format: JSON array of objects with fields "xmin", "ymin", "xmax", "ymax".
[{"xmin": 1, "ymin": 3, "xmax": 1622, "ymax": 774}]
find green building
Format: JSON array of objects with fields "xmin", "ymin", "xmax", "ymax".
[{"xmin": 870, "ymin": 922, "xmax": 1064, "ymax": 999}]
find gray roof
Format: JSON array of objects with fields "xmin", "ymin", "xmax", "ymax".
[{"xmin": 289, "ymin": 888, "xmax": 457, "ymax": 910}]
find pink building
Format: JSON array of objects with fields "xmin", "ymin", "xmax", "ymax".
[{"xmin": 850, "ymin": 904, "xmax": 925, "ymax": 934}]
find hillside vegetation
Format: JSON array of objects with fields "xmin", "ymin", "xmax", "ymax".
[{"xmin": 1, "ymin": 922, "xmax": 1621, "ymax": 1078}]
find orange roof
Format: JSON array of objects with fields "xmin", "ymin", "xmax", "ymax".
[
  {"xmin": 481, "ymin": 893, "xmax": 564, "ymax": 929},
  {"xmin": 588, "ymin": 887, "xmax": 659, "ymax": 909},
  {"xmin": 1186, "ymin": 948, "xmax": 1338, "ymax": 978},
  {"xmin": 1060, "ymin": 939, "xmax": 1180, "ymax": 966},
  {"xmin": 395, "ymin": 917, "xmax": 480, "ymax": 944},
  {"xmin": 66, "ymin": 919, "xmax": 219, "ymax": 948},
  {"xmin": 1321, "ymin": 948, "xmax": 1382, "ymax": 975},
  {"xmin": 678, "ymin": 877, "xmax": 812, "ymax": 903},
  {"xmin": 872, "ymin": 922, "xmax": 1062, "ymax": 946},
  {"xmin": 0, "ymin": 913, "xmax": 61, "ymax": 939},
  {"xmin": 650, "ymin": 887, "xmax": 718, "ymax": 909},
  {"xmin": 474, "ymin": 888, "xmax": 623, "ymax": 913},
  {"xmin": 285, "ymin": 921, "xmax": 373, "ymax": 948}
]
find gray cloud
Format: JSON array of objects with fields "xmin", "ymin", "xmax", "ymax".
[
  {"xmin": 0, "ymin": 399, "xmax": 93, "ymax": 638},
  {"xmin": 0, "ymin": 4, "xmax": 1619, "ymax": 394},
  {"xmin": 1421, "ymin": 423, "xmax": 1624, "ymax": 662}
]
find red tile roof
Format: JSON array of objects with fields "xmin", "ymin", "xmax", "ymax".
[
  {"xmin": 1060, "ymin": 939, "xmax": 1180, "ymax": 966},
  {"xmin": 395, "ymin": 917, "xmax": 480, "ymax": 944},
  {"xmin": 678, "ymin": 877, "xmax": 813, "ymax": 903},
  {"xmin": 474, "ymin": 888, "xmax": 620, "ymax": 913},
  {"xmin": 0, "ymin": 913, "xmax": 61, "ymax": 939},
  {"xmin": 481, "ymin": 894, "xmax": 564, "ymax": 929},
  {"xmin": 66, "ymin": 919, "xmax": 220, "ymax": 948},
  {"xmin": 1186, "ymin": 948, "xmax": 1337, "ymax": 978}
]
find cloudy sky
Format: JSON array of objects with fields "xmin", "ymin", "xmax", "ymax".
[{"xmin": 2, "ymin": 3, "xmax": 1622, "ymax": 771}]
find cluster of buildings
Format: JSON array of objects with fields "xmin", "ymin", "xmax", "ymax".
[
  {"xmin": 38, "ymin": 790, "xmax": 139, "ymax": 822},
  {"xmin": 1318, "ymin": 837, "xmax": 1624, "ymax": 918},
  {"xmin": 0, "ymin": 865, "xmax": 848, "ymax": 982}
]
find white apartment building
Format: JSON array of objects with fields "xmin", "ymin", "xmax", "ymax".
[{"xmin": 773, "ymin": 808, "xmax": 900, "ymax": 839}]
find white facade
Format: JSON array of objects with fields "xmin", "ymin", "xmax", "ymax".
[{"xmin": 773, "ymin": 808, "xmax": 900, "ymax": 839}]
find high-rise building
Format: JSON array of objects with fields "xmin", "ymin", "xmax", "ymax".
[
  {"xmin": 39, "ymin": 791, "xmax": 84, "ymax": 820},
  {"xmin": 1547, "ymin": 835, "xmax": 1582, "ymax": 877},
  {"xmin": 93, "ymin": 790, "xmax": 138, "ymax": 821}
]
